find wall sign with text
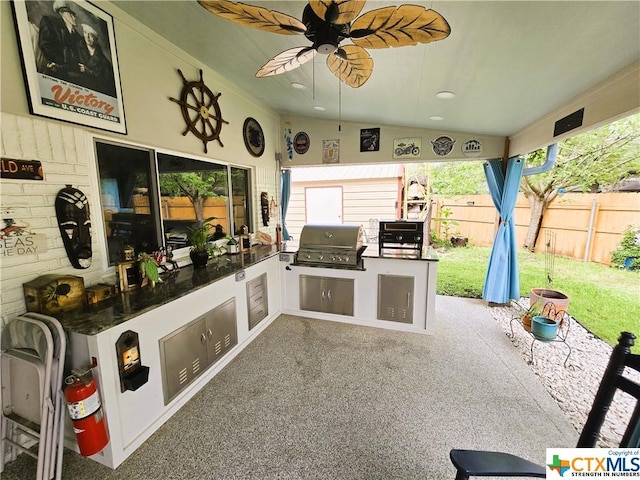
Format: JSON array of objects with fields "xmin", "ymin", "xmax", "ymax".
[
  {"xmin": 1, "ymin": 217, "xmax": 48, "ymax": 257},
  {"xmin": 1, "ymin": 158, "xmax": 44, "ymax": 180}
]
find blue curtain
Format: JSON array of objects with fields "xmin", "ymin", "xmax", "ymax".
[
  {"xmin": 482, "ymin": 157, "xmax": 525, "ymax": 304},
  {"xmin": 281, "ymin": 169, "xmax": 292, "ymax": 240}
]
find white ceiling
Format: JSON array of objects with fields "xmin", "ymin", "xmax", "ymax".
[{"xmin": 113, "ymin": 1, "xmax": 640, "ymax": 137}]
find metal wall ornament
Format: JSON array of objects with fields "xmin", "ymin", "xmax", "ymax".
[
  {"xmin": 393, "ymin": 137, "xmax": 421, "ymax": 159},
  {"xmin": 242, "ymin": 117, "xmax": 265, "ymax": 157},
  {"xmin": 462, "ymin": 138, "xmax": 483, "ymax": 158},
  {"xmin": 360, "ymin": 128, "xmax": 380, "ymax": 152},
  {"xmin": 55, "ymin": 185, "xmax": 92, "ymax": 269},
  {"xmin": 322, "ymin": 139, "xmax": 340, "ymax": 164},
  {"xmin": 169, "ymin": 69, "xmax": 228, "ymax": 153},
  {"xmin": 431, "ymin": 135, "xmax": 457, "ymax": 157}
]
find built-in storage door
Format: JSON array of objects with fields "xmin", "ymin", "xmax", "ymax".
[
  {"xmin": 299, "ymin": 275, "xmax": 325, "ymax": 313},
  {"xmin": 377, "ymin": 274, "xmax": 414, "ymax": 323},
  {"xmin": 159, "ymin": 319, "xmax": 207, "ymax": 404},
  {"xmin": 205, "ymin": 298, "xmax": 237, "ymax": 363},
  {"xmin": 325, "ymin": 278, "xmax": 354, "ymax": 316},
  {"xmin": 300, "ymin": 275, "xmax": 354, "ymax": 316}
]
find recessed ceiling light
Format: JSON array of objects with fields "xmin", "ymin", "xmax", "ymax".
[
  {"xmin": 313, "ymin": 105, "xmax": 326, "ymax": 111},
  {"xmin": 435, "ymin": 91, "xmax": 456, "ymax": 99},
  {"xmin": 290, "ymin": 82, "xmax": 306, "ymax": 90},
  {"xmin": 430, "ymin": 115, "xmax": 444, "ymax": 121}
]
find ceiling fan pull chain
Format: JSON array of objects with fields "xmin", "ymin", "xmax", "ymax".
[{"xmin": 338, "ymin": 78, "xmax": 342, "ymax": 132}]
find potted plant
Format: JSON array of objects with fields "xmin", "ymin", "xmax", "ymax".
[
  {"xmin": 529, "ymin": 288, "xmax": 569, "ymax": 319},
  {"xmin": 186, "ymin": 218, "xmax": 215, "ymax": 268},
  {"xmin": 521, "ymin": 297, "xmax": 544, "ymax": 333},
  {"xmin": 138, "ymin": 252, "xmax": 162, "ymax": 288}
]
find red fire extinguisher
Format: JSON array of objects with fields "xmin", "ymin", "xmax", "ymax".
[{"xmin": 64, "ymin": 370, "xmax": 109, "ymax": 456}]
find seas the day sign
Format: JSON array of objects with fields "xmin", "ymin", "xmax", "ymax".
[{"xmin": 1, "ymin": 220, "xmax": 48, "ymax": 257}]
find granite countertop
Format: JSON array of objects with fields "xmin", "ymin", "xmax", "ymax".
[{"xmin": 57, "ymin": 246, "xmax": 279, "ymax": 336}]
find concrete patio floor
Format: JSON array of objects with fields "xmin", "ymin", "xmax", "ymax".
[{"xmin": 1, "ymin": 295, "xmax": 577, "ymax": 479}]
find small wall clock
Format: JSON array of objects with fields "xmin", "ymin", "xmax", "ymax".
[{"xmin": 243, "ymin": 117, "xmax": 265, "ymax": 157}]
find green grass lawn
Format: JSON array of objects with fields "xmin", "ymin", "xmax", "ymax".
[{"xmin": 435, "ymin": 246, "xmax": 640, "ymax": 350}]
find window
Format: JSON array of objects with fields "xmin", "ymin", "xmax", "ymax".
[
  {"xmin": 96, "ymin": 140, "xmax": 252, "ymax": 265},
  {"xmin": 96, "ymin": 141, "xmax": 161, "ymax": 264}
]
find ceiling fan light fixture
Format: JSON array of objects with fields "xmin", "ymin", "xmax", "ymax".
[
  {"xmin": 436, "ymin": 91, "xmax": 456, "ymax": 100},
  {"xmin": 317, "ymin": 43, "xmax": 338, "ymax": 55}
]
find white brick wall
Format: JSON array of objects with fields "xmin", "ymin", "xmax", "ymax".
[
  {"xmin": 0, "ymin": 113, "xmax": 281, "ymax": 325},
  {"xmin": 1, "ymin": 112, "xmax": 106, "ymax": 324}
]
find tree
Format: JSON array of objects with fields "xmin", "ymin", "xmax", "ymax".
[
  {"xmin": 521, "ymin": 113, "xmax": 640, "ymax": 251},
  {"xmin": 159, "ymin": 171, "xmax": 226, "ymax": 222},
  {"xmin": 428, "ymin": 161, "xmax": 487, "ymax": 196}
]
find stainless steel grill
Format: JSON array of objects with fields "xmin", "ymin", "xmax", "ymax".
[{"xmin": 295, "ymin": 224, "xmax": 366, "ymax": 269}]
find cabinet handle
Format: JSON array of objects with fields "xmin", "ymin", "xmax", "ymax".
[
  {"xmin": 207, "ymin": 328, "xmax": 213, "ymax": 341},
  {"xmin": 200, "ymin": 333, "xmax": 207, "ymax": 344},
  {"xmin": 321, "ymin": 290, "xmax": 325, "ymax": 301},
  {"xmin": 327, "ymin": 289, "xmax": 332, "ymax": 302},
  {"xmin": 406, "ymin": 292, "xmax": 411, "ymax": 308}
]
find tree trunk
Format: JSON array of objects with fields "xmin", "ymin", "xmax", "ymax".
[
  {"xmin": 193, "ymin": 197, "xmax": 205, "ymax": 223},
  {"xmin": 523, "ymin": 194, "xmax": 547, "ymax": 251}
]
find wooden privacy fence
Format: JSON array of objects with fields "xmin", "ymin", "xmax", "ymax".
[{"xmin": 432, "ymin": 192, "xmax": 640, "ymax": 266}]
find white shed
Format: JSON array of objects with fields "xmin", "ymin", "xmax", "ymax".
[{"xmin": 286, "ymin": 164, "xmax": 404, "ymax": 242}]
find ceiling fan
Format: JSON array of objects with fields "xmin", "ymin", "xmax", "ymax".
[{"xmin": 198, "ymin": 0, "xmax": 451, "ymax": 88}]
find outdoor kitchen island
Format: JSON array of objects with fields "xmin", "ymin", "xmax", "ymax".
[
  {"xmin": 55, "ymin": 246, "xmax": 282, "ymax": 469},
  {"xmin": 280, "ymin": 242, "xmax": 438, "ymax": 335},
  {"xmin": 55, "ymin": 236, "xmax": 436, "ymax": 469}
]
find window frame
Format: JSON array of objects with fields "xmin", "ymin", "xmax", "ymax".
[{"xmin": 94, "ymin": 138, "xmax": 254, "ymax": 267}]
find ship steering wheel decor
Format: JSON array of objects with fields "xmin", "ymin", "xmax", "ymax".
[{"xmin": 169, "ymin": 69, "xmax": 228, "ymax": 153}]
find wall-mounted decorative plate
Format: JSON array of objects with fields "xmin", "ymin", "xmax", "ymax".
[
  {"xmin": 243, "ymin": 117, "xmax": 265, "ymax": 157},
  {"xmin": 293, "ymin": 131, "xmax": 310, "ymax": 154}
]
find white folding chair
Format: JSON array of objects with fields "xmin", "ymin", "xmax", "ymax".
[
  {"xmin": 22, "ymin": 312, "xmax": 68, "ymax": 480},
  {"xmin": 1, "ymin": 316, "xmax": 55, "ymax": 480}
]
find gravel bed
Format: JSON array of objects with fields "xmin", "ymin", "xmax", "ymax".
[{"xmin": 486, "ymin": 300, "xmax": 637, "ymax": 447}]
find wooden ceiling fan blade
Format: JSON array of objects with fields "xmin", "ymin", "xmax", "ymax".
[
  {"xmin": 256, "ymin": 47, "xmax": 317, "ymax": 78},
  {"xmin": 326, "ymin": 45, "xmax": 373, "ymax": 88},
  {"xmin": 309, "ymin": 0, "xmax": 366, "ymax": 25},
  {"xmin": 198, "ymin": 0, "xmax": 306, "ymax": 34},
  {"xmin": 350, "ymin": 5, "xmax": 451, "ymax": 49}
]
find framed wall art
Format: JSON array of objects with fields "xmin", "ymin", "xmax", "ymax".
[
  {"xmin": 11, "ymin": 0, "xmax": 127, "ymax": 134},
  {"xmin": 242, "ymin": 117, "xmax": 265, "ymax": 157},
  {"xmin": 117, "ymin": 261, "xmax": 140, "ymax": 292}
]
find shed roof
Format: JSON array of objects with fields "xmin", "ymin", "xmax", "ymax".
[{"xmin": 290, "ymin": 164, "xmax": 403, "ymax": 182}]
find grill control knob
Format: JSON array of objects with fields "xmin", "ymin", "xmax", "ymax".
[
  {"xmin": 344, "ymin": 255, "xmax": 349, "ymax": 262},
  {"xmin": 305, "ymin": 253, "xmax": 311, "ymax": 259},
  {"xmin": 318, "ymin": 254, "xmax": 324, "ymax": 260}
]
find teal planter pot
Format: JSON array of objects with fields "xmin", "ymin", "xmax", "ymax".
[{"xmin": 532, "ymin": 316, "xmax": 558, "ymax": 341}]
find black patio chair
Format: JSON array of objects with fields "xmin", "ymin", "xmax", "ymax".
[{"xmin": 449, "ymin": 331, "xmax": 640, "ymax": 479}]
